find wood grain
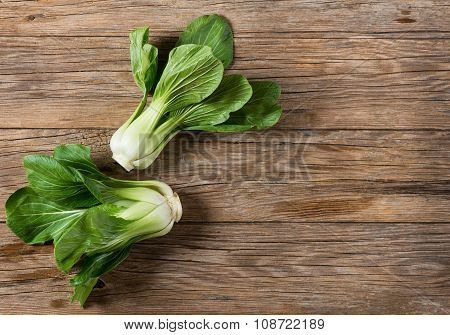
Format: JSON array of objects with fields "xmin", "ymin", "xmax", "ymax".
[
  {"xmin": 0, "ymin": 1, "xmax": 449, "ymax": 129},
  {"xmin": 0, "ymin": 0, "xmax": 449, "ymax": 314},
  {"xmin": 0, "ymin": 222, "xmax": 449, "ymax": 314},
  {"xmin": 0, "ymin": 129, "xmax": 449, "ymax": 223}
]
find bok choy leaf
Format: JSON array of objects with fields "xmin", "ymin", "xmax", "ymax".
[
  {"xmin": 176, "ymin": 14, "xmax": 233, "ymax": 69},
  {"xmin": 186, "ymin": 81, "xmax": 282, "ymax": 132}
]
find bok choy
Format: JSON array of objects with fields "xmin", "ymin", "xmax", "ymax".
[
  {"xmin": 110, "ymin": 14, "xmax": 283, "ymax": 171},
  {"xmin": 6, "ymin": 144, "xmax": 182, "ymax": 306}
]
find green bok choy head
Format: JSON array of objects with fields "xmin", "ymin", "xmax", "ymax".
[
  {"xmin": 6, "ymin": 144, "xmax": 182, "ymax": 306},
  {"xmin": 110, "ymin": 14, "xmax": 283, "ymax": 171}
]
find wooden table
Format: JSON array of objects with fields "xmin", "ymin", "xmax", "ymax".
[{"xmin": 0, "ymin": 1, "xmax": 449, "ymax": 314}]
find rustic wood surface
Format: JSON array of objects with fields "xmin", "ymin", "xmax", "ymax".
[{"xmin": 0, "ymin": 0, "xmax": 449, "ymax": 314}]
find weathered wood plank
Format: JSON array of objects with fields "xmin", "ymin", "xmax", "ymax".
[
  {"xmin": 1, "ymin": 0, "xmax": 449, "ymax": 35},
  {"xmin": 0, "ymin": 129, "xmax": 449, "ymax": 222},
  {"xmin": 0, "ymin": 0, "xmax": 448, "ymax": 316},
  {"xmin": 0, "ymin": 222, "xmax": 448, "ymax": 314},
  {"xmin": 0, "ymin": 2, "xmax": 449, "ymax": 129}
]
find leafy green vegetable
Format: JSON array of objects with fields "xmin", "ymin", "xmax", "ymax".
[
  {"xmin": 110, "ymin": 44, "xmax": 224, "ymax": 171},
  {"xmin": 6, "ymin": 144, "xmax": 182, "ymax": 306},
  {"xmin": 110, "ymin": 15, "xmax": 283, "ymax": 171},
  {"xmin": 176, "ymin": 14, "xmax": 233, "ymax": 69}
]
